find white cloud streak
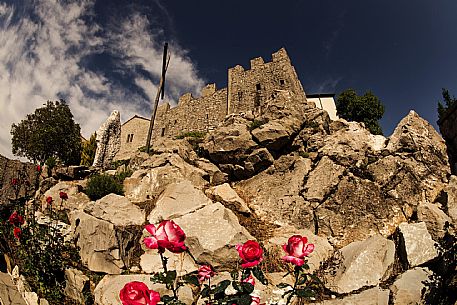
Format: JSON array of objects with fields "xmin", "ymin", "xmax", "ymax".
[{"xmin": 0, "ymin": 0, "xmax": 204, "ymax": 159}]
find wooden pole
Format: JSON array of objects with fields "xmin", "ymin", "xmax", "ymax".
[{"xmin": 145, "ymin": 43, "xmax": 169, "ymax": 154}]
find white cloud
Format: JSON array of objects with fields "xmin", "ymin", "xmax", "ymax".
[{"xmin": 0, "ymin": 0, "xmax": 204, "ymax": 159}]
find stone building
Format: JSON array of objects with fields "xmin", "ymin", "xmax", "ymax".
[
  {"xmin": 116, "ymin": 48, "xmax": 338, "ymax": 159},
  {"xmin": 438, "ymin": 102, "xmax": 457, "ymax": 174}
]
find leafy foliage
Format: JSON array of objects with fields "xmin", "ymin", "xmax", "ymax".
[
  {"xmin": 11, "ymin": 100, "xmax": 82, "ymax": 165},
  {"xmin": 80, "ymin": 132, "xmax": 97, "ymax": 166},
  {"xmin": 437, "ymin": 88, "xmax": 457, "ymax": 120},
  {"xmin": 84, "ymin": 173, "xmax": 124, "ymax": 200},
  {"xmin": 175, "ymin": 131, "xmax": 207, "ymax": 139},
  {"xmin": 336, "ymin": 89, "xmax": 385, "ymax": 135}
]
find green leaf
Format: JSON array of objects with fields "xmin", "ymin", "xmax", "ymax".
[
  {"xmin": 297, "ymin": 274, "xmax": 308, "ymax": 285},
  {"xmin": 241, "ymin": 268, "xmax": 251, "ymax": 280},
  {"xmin": 277, "ymin": 282, "xmax": 291, "ymax": 288},
  {"xmin": 201, "ymin": 286, "xmax": 210, "ymax": 298},
  {"xmin": 166, "ymin": 270, "xmax": 177, "ymax": 283},
  {"xmin": 241, "ymin": 282, "xmax": 254, "ymax": 294},
  {"xmin": 182, "ymin": 274, "xmax": 199, "ymax": 286},
  {"xmin": 296, "ymin": 288, "xmax": 315, "ymax": 298},
  {"xmin": 212, "ymin": 280, "xmax": 231, "ymax": 295},
  {"xmin": 252, "ymin": 267, "xmax": 268, "ymax": 285},
  {"xmin": 237, "ymin": 294, "xmax": 253, "ymax": 305}
]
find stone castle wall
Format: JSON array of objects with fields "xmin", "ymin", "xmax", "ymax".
[{"xmin": 116, "ymin": 48, "xmax": 314, "ymax": 159}]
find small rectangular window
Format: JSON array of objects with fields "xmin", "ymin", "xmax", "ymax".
[
  {"xmin": 279, "ymin": 79, "xmax": 285, "ymax": 86},
  {"xmin": 238, "ymin": 92, "xmax": 243, "ymax": 100},
  {"xmin": 206, "ymin": 114, "xmax": 209, "ymax": 119},
  {"xmin": 256, "ymin": 83, "xmax": 261, "ymax": 91},
  {"xmin": 161, "ymin": 128, "xmax": 165, "ymax": 137},
  {"xmin": 130, "ymin": 134, "xmax": 134, "ymax": 142}
]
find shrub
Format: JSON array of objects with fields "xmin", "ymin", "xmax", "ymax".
[
  {"xmin": 84, "ymin": 174, "xmax": 124, "ymax": 200},
  {"xmin": 175, "ymin": 131, "xmax": 207, "ymax": 139},
  {"xmin": 248, "ymin": 120, "xmax": 264, "ymax": 131}
]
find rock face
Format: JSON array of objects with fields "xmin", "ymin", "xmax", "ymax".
[
  {"xmin": 322, "ymin": 286, "xmax": 390, "ymax": 305},
  {"xmin": 41, "ymin": 181, "xmax": 90, "ymax": 211},
  {"xmin": 173, "ymin": 202, "xmax": 254, "ymax": 267},
  {"xmin": 390, "ymin": 267, "xmax": 432, "ymax": 305},
  {"xmin": 64, "ymin": 268, "xmax": 89, "ymax": 304},
  {"xmin": 0, "ymin": 272, "xmax": 27, "ymax": 305},
  {"xmin": 445, "ymin": 175, "xmax": 457, "ymax": 225},
  {"xmin": 0, "ymin": 154, "xmax": 37, "ymax": 204},
  {"xmin": 205, "ymin": 183, "xmax": 251, "ymax": 214},
  {"xmin": 398, "ymin": 222, "xmax": 438, "ymax": 267},
  {"xmin": 93, "ymin": 110, "xmax": 121, "ymax": 168},
  {"xmin": 325, "ymin": 235, "xmax": 395, "ymax": 294},
  {"xmin": 70, "ymin": 194, "xmax": 145, "ymax": 274}
]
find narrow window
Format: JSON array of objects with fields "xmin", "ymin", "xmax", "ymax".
[
  {"xmin": 130, "ymin": 134, "xmax": 134, "ymax": 142},
  {"xmin": 256, "ymin": 83, "xmax": 261, "ymax": 91},
  {"xmin": 161, "ymin": 128, "xmax": 165, "ymax": 137},
  {"xmin": 206, "ymin": 114, "xmax": 209, "ymax": 119},
  {"xmin": 279, "ymin": 79, "xmax": 285, "ymax": 86},
  {"xmin": 238, "ymin": 91, "xmax": 243, "ymax": 100},
  {"xmin": 126, "ymin": 134, "xmax": 130, "ymax": 143}
]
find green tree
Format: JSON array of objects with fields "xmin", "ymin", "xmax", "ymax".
[
  {"xmin": 80, "ymin": 132, "xmax": 96, "ymax": 166},
  {"xmin": 336, "ymin": 89, "xmax": 385, "ymax": 135},
  {"xmin": 438, "ymin": 88, "xmax": 457, "ymax": 120},
  {"xmin": 11, "ymin": 100, "xmax": 82, "ymax": 165}
]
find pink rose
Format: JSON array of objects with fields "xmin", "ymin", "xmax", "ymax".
[
  {"xmin": 143, "ymin": 220, "xmax": 187, "ymax": 253},
  {"xmin": 281, "ymin": 235, "xmax": 314, "ymax": 266},
  {"xmin": 251, "ymin": 296, "xmax": 262, "ymax": 305},
  {"xmin": 242, "ymin": 275, "xmax": 255, "ymax": 286},
  {"xmin": 236, "ymin": 240, "xmax": 263, "ymax": 268},
  {"xmin": 119, "ymin": 281, "xmax": 160, "ymax": 305},
  {"xmin": 198, "ymin": 265, "xmax": 215, "ymax": 282}
]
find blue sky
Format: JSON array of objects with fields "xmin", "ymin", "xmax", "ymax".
[{"xmin": 0, "ymin": 0, "xmax": 456, "ymax": 158}]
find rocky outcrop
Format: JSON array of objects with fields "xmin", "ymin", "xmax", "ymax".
[
  {"xmin": 390, "ymin": 267, "xmax": 433, "ymax": 305},
  {"xmin": 398, "ymin": 222, "xmax": 438, "ymax": 267},
  {"xmin": 325, "ymin": 235, "xmax": 395, "ymax": 294},
  {"xmin": 93, "ymin": 110, "xmax": 121, "ymax": 168},
  {"xmin": 0, "ymin": 155, "xmax": 37, "ymax": 204}
]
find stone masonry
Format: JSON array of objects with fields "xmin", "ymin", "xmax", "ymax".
[{"xmin": 116, "ymin": 48, "xmax": 336, "ymax": 159}]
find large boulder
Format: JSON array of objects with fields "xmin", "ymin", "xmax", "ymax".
[
  {"xmin": 64, "ymin": 268, "xmax": 89, "ymax": 304},
  {"xmin": 398, "ymin": 222, "xmax": 438, "ymax": 267},
  {"xmin": 316, "ymin": 176, "xmax": 407, "ymax": 247},
  {"xmin": 417, "ymin": 202, "xmax": 452, "ymax": 240},
  {"xmin": 325, "ymin": 235, "xmax": 395, "ymax": 294},
  {"xmin": 321, "ymin": 286, "xmax": 390, "ymax": 305},
  {"xmin": 173, "ymin": 202, "xmax": 254, "ymax": 267},
  {"xmin": 93, "ymin": 110, "xmax": 121, "ymax": 168},
  {"xmin": 444, "ymin": 175, "xmax": 457, "ymax": 225},
  {"xmin": 70, "ymin": 194, "xmax": 145, "ymax": 274},
  {"xmin": 235, "ymin": 154, "xmax": 313, "ymax": 229},
  {"xmin": 205, "ymin": 183, "xmax": 251, "ymax": 214},
  {"xmin": 148, "ymin": 180, "xmax": 212, "ymax": 224},
  {"xmin": 390, "ymin": 267, "xmax": 432, "ymax": 305},
  {"xmin": 41, "ymin": 181, "xmax": 90, "ymax": 211}
]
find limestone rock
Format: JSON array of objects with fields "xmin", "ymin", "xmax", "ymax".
[
  {"xmin": 303, "ymin": 156, "xmax": 345, "ymax": 202},
  {"xmin": 205, "ymin": 183, "xmax": 251, "ymax": 214},
  {"xmin": 243, "ymin": 148, "xmax": 274, "ymax": 177},
  {"xmin": 316, "ymin": 176, "xmax": 406, "ymax": 247},
  {"xmin": 139, "ymin": 249, "xmax": 198, "ymax": 275},
  {"xmin": 194, "ymin": 158, "xmax": 229, "ymax": 185},
  {"xmin": 398, "ymin": 222, "xmax": 438, "ymax": 267},
  {"xmin": 0, "ymin": 272, "xmax": 27, "ymax": 305},
  {"xmin": 251, "ymin": 121, "xmax": 291, "ymax": 151},
  {"xmin": 173, "ymin": 202, "xmax": 254, "ymax": 267},
  {"xmin": 95, "ymin": 274, "xmax": 194, "ymax": 305},
  {"xmin": 148, "ymin": 180, "xmax": 212, "ymax": 224},
  {"xmin": 64, "ymin": 268, "xmax": 89, "ymax": 304},
  {"xmin": 417, "ymin": 202, "xmax": 452, "ymax": 240},
  {"xmin": 200, "ymin": 117, "xmax": 258, "ymax": 165},
  {"xmin": 42, "ymin": 181, "xmax": 90, "ymax": 211},
  {"xmin": 325, "ymin": 235, "xmax": 395, "ymax": 294},
  {"xmin": 235, "ymin": 154, "xmax": 313, "ymax": 229},
  {"xmin": 70, "ymin": 210, "xmax": 124, "ymax": 274},
  {"xmin": 322, "ymin": 286, "xmax": 390, "ymax": 305},
  {"xmin": 390, "ymin": 267, "xmax": 432, "ymax": 305},
  {"xmin": 93, "ymin": 110, "xmax": 121, "ymax": 168},
  {"xmin": 54, "ymin": 165, "xmax": 91, "ymax": 180},
  {"xmin": 265, "ymin": 226, "xmax": 333, "ymax": 273},
  {"xmin": 124, "ymin": 154, "xmax": 209, "ymax": 204},
  {"xmin": 84, "ymin": 194, "xmax": 145, "ymax": 227}
]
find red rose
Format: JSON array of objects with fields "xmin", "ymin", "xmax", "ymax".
[
  {"xmin": 236, "ymin": 240, "xmax": 263, "ymax": 268},
  {"xmin": 144, "ymin": 220, "xmax": 187, "ymax": 253},
  {"xmin": 59, "ymin": 191, "xmax": 68, "ymax": 200},
  {"xmin": 119, "ymin": 281, "xmax": 160, "ymax": 305},
  {"xmin": 46, "ymin": 196, "xmax": 53, "ymax": 204},
  {"xmin": 11, "ymin": 178, "xmax": 18, "ymax": 186},
  {"xmin": 8, "ymin": 211, "xmax": 24, "ymax": 227},
  {"xmin": 36, "ymin": 165, "xmax": 41, "ymax": 172},
  {"xmin": 198, "ymin": 265, "xmax": 215, "ymax": 282},
  {"xmin": 281, "ymin": 235, "xmax": 314, "ymax": 266},
  {"xmin": 13, "ymin": 227, "xmax": 22, "ymax": 240}
]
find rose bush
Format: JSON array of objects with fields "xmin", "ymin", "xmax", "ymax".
[
  {"xmin": 236, "ymin": 240, "xmax": 263, "ymax": 268},
  {"xmin": 144, "ymin": 220, "xmax": 187, "ymax": 253},
  {"xmin": 119, "ymin": 281, "xmax": 160, "ymax": 305},
  {"xmin": 8, "ymin": 211, "xmax": 24, "ymax": 227},
  {"xmin": 281, "ymin": 235, "xmax": 314, "ymax": 266}
]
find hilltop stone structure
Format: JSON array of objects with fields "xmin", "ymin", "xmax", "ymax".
[{"xmin": 116, "ymin": 48, "xmax": 338, "ymax": 159}]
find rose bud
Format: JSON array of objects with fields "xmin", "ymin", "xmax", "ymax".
[{"xmin": 198, "ymin": 265, "xmax": 215, "ymax": 282}]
